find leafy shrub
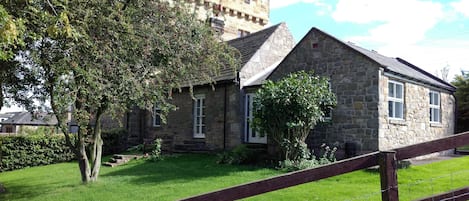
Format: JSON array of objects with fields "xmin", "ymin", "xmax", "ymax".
[
  {"xmin": 217, "ymin": 144, "xmax": 262, "ymax": 165},
  {"xmin": 101, "ymin": 128, "xmax": 128, "ymax": 156},
  {"xmin": 253, "ymin": 71, "xmax": 337, "ymax": 161},
  {"xmin": 278, "ymin": 144, "xmax": 337, "ymax": 172},
  {"xmin": 149, "ymin": 138, "xmax": 163, "ymax": 162},
  {"xmin": 0, "ymin": 134, "xmax": 75, "ymax": 171}
]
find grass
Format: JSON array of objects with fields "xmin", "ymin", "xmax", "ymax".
[{"xmin": 1, "ymin": 154, "xmax": 469, "ymax": 201}]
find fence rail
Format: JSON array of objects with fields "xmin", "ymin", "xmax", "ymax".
[
  {"xmin": 414, "ymin": 187, "xmax": 469, "ymax": 201},
  {"xmin": 180, "ymin": 131, "xmax": 469, "ymax": 201}
]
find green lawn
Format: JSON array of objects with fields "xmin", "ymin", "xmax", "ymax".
[{"xmin": 1, "ymin": 154, "xmax": 469, "ymax": 201}]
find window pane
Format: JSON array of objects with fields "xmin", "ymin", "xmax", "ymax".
[
  {"xmin": 395, "ymin": 102, "xmax": 403, "ymax": 118},
  {"xmin": 396, "ymin": 84, "xmax": 403, "ymax": 99},
  {"xmin": 388, "ymin": 83, "xmax": 394, "ymax": 98},
  {"xmin": 430, "ymin": 108, "xmax": 434, "ymax": 121},
  {"xmin": 429, "ymin": 92, "xmax": 433, "ymax": 105},
  {"xmin": 388, "ymin": 101, "xmax": 394, "ymax": 117},
  {"xmin": 201, "ymin": 125, "xmax": 206, "ymax": 134},
  {"xmin": 431, "ymin": 108, "xmax": 440, "ymax": 122}
]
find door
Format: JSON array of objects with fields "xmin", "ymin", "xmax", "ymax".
[{"xmin": 245, "ymin": 93, "xmax": 266, "ymax": 144}]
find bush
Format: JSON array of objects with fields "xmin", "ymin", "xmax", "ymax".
[
  {"xmin": 0, "ymin": 134, "xmax": 75, "ymax": 171},
  {"xmin": 253, "ymin": 71, "xmax": 337, "ymax": 161},
  {"xmin": 102, "ymin": 128, "xmax": 128, "ymax": 156},
  {"xmin": 149, "ymin": 138, "xmax": 163, "ymax": 162},
  {"xmin": 217, "ymin": 145, "xmax": 263, "ymax": 165},
  {"xmin": 278, "ymin": 144, "xmax": 337, "ymax": 172}
]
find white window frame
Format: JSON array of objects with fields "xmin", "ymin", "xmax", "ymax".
[
  {"xmin": 244, "ymin": 93, "xmax": 266, "ymax": 144},
  {"xmin": 153, "ymin": 105, "xmax": 161, "ymax": 127},
  {"xmin": 193, "ymin": 94, "xmax": 206, "ymax": 138},
  {"xmin": 388, "ymin": 80, "xmax": 404, "ymax": 119},
  {"xmin": 429, "ymin": 90, "xmax": 441, "ymax": 123}
]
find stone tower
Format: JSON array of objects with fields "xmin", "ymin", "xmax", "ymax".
[{"xmin": 189, "ymin": 0, "xmax": 270, "ymax": 41}]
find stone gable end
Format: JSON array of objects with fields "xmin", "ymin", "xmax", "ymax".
[{"xmin": 268, "ymin": 28, "xmax": 382, "ymax": 157}]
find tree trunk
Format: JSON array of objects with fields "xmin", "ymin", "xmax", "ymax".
[
  {"xmin": 90, "ymin": 111, "xmax": 103, "ymax": 182},
  {"xmin": 77, "ymin": 135, "xmax": 91, "ymax": 183}
]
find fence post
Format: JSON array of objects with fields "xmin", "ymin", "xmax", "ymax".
[{"xmin": 379, "ymin": 151, "xmax": 399, "ymax": 201}]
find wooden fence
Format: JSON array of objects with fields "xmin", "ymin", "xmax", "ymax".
[{"xmin": 180, "ymin": 131, "xmax": 469, "ymax": 201}]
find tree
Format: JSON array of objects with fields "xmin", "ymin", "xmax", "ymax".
[
  {"xmin": 253, "ymin": 71, "xmax": 336, "ymax": 161},
  {"xmin": 2, "ymin": 0, "xmax": 239, "ymax": 183},
  {"xmin": 452, "ymin": 73, "xmax": 469, "ymax": 133},
  {"xmin": 0, "ymin": 4, "xmax": 33, "ymax": 111}
]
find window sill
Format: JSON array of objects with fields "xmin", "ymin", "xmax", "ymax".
[
  {"xmin": 388, "ymin": 119, "xmax": 407, "ymax": 126},
  {"xmin": 430, "ymin": 123, "xmax": 443, "ymax": 128}
]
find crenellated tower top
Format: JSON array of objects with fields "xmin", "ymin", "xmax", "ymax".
[{"xmin": 186, "ymin": 0, "xmax": 270, "ymax": 41}]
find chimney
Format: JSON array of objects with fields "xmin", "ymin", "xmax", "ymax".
[
  {"xmin": 208, "ymin": 4, "xmax": 225, "ymax": 34},
  {"xmin": 209, "ymin": 16, "xmax": 225, "ymax": 34}
]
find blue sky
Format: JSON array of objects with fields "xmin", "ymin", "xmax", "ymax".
[
  {"xmin": 269, "ymin": 0, "xmax": 469, "ymax": 80},
  {"xmin": 2, "ymin": 0, "xmax": 469, "ymax": 113}
]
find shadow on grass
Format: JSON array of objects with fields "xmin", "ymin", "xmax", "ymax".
[
  {"xmin": 101, "ymin": 153, "xmax": 270, "ymax": 185},
  {"xmin": 0, "ymin": 175, "xmax": 82, "ymax": 201}
]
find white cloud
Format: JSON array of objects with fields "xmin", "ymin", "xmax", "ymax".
[
  {"xmin": 451, "ymin": 0, "xmax": 469, "ymax": 17},
  {"xmin": 270, "ymin": 0, "xmax": 331, "ymax": 11},
  {"xmin": 375, "ymin": 39, "xmax": 469, "ymax": 81},
  {"xmin": 332, "ymin": 0, "xmax": 444, "ymax": 45},
  {"xmin": 328, "ymin": 0, "xmax": 469, "ymax": 79}
]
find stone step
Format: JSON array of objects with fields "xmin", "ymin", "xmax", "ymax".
[{"xmin": 103, "ymin": 154, "xmax": 143, "ymax": 167}]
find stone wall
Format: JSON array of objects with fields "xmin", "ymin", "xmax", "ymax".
[
  {"xmin": 143, "ymin": 83, "xmax": 242, "ymax": 150},
  {"xmin": 188, "ymin": 0, "xmax": 269, "ymax": 41},
  {"xmin": 268, "ymin": 28, "xmax": 381, "ymax": 157},
  {"xmin": 378, "ymin": 75, "xmax": 456, "ymax": 153},
  {"xmin": 239, "ymin": 23, "xmax": 295, "ymax": 87}
]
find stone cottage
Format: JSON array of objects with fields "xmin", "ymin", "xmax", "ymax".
[
  {"xmin": 126, "ymin": 23, "xmax": 295, "ymax": 151},
  {"xmin": 0, "ymin": 112, "xmax": 58, "ymax": 134},
  {"xmin": 126, "ymin": 24, "xmax": 456, "ymax": 157},
  {"xmin": 264, "ymin": 27, "xmax": 456, "ymax": 157}
]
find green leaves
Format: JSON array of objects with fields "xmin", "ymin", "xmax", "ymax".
[
  {"xmin": 452, "ymin": 74, "xmax": 469, "ymax": 132},
  {"xmin": 253, "ymin": 71, "xmax": 337, "ymax": 160},
  {"xmin": 1, "ymin": 0, "xmax": 239, "ymax": 182},
  {"xmin": 0, "ymin": 5, "xmax": 25, "ymax": 60}
]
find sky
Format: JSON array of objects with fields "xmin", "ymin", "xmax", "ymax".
[
  {"xmin": 2, "ymin": 0, "xmax": 469, "ymax": 113},
  {"xmin": 269, "ymin": 0, "xmax": 469, "ymax": 81}
]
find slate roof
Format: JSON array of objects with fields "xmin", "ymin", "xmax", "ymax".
[
  {"xmin": 345, "ymin": 42, "xmax": 456, "ymax": 92},
  {"xmin": 307, "ymin": 27, "xmax": 456, "ymax": 92},
  {"xmin": 0, "ymin": 113, "xmax": 15, "ymax": 120},
  {"xmin": 183, "ymin": 23, "xmax": 284, "ymax": 86},
  {"xmin": 0, "ymin": 112, "xmax": 58, "ymax": 126}
]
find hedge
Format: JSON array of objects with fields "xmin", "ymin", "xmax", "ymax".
[
  {"xmin": 102, "ymin": 128, "xmax": 129, "ymax": 156},
  {"xmin": 0, "ymin": 128, "xmax": 129, "ymax": 172},
  {"xmin": 0, "ymin": 134, "xmax": 75, "ymax": 172}
]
